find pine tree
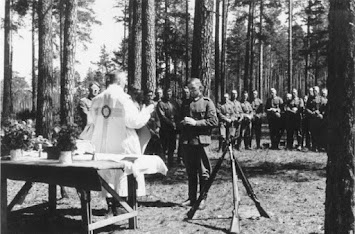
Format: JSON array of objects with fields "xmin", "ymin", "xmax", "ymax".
[
  {"xmin": 191, "ymin": 0, "xmax": 214, "ymax": 95},
  {"xmin": 60, "ymin": 0, "xmax": 77, "ymax": 125},
  {"xmin": 128, "ymin": 0, "xmax": 142, "ymax": 89},
  {"xmin": 37, "ymin": 0, "xmax": 54, "ymax": 138},
  {"xmin": 3, "ymin": 0, "xmax": 13, "ymax": 120}
]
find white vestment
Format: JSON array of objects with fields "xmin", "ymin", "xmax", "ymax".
[
  {"xmin": 88, "ymin": 84, "xmax": 151, "ymax": 155},
  {"xmin": 83, "ymin": 84, "xmax": 152, "ymax": 197}
]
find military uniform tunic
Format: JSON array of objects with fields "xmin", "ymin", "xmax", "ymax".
[
  {"xmin": 180, "ymin": 94, "xmax": 218, "ymax": 202},
  {"xmin": 157, "ymin": 98, "xmax": 180, "ymax": 166},
  {"xmin": 238, "ymin": 100, "xmax": 253, "ymax": 149},
  {"xmin": 251, "ymin": 98, "xmax": 263, "ymax": 148},
  {"xmin": 306, "ymin": 95, "xmax": 322, "ymax": 150},
  {"xmin": 265, "ymin": 96, "xmax": 284, "ymax": 149},
  {"xmin": 284, "ymin": 97, "xmax": 304, "ymax": 148},
  {"xmin": 217, "ymin": 100, "xmax": 236, "ymax": 141}
]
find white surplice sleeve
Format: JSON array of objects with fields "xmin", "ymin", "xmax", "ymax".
[{"xmin": 122, "ymin": 95, "xmax": 151, "ymax": 129}]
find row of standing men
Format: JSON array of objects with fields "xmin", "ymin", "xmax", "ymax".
[
  {"xmin": 143, "ymin": 85, "xmax": 329, "ymax": 168},
  {"xmin": 79, "ymin": 82, "xmax": 328, "ymax": 168},
  {"xmin": 218, "ymin": 86, "xmax": 328, "ymax": 152}
]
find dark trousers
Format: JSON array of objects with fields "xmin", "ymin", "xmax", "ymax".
[
  {"xmin": 182, "ymin": 144, "xmax": 211, "ymax": 202},
  {"xmin": 144, "ymin": 135, "xmax": 164, "ymax": 157},
  {"xmin": 237, "ymin": 119, "xmax": 252, "ymax": 149},
  {"xmin": 310, "ymin": 117, "xmax": 322, "ymax": 150},
  {"xmin": 160, "ymin": 130, "xmax": 177, "ymax": 165},
  {"xmin": 268, "ymin": 117, "xmax": 282, "ymax": 148},
  {"xmin": 302, "ymin": 117, "xmax": 311, "ymax": 148},
  {"xmin": 286, "ymin": 115, "xmax": 302, "ymax": 148},
  {"xmin": 252, "ymin": 117, "xmax": 262, "ymax": 148}
]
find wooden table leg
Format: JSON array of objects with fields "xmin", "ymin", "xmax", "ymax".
[
  {"xmin": 79, "ymin": 190, "xmax": 93, "ymax": 234},
  {"xmin": 127, "ymin": 174, "xmax": 137, "ymax": 229},
  {"xmin": 1, "ymin": 177, "xmax": 8, "ymax": 234},
  {"xmin": 48, "ymin": 184, "xmax": 56, "ymax": 216},
  {"xmin": 8, "ymin": 182, "xmax": 32, "ymax": 212}
]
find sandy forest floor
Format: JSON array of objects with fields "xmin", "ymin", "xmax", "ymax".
[{"xmin": 6, "ymin": 136, "xmax": 327, "ymax": 234}]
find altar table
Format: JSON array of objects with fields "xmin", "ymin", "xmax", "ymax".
[{"xmin": 1, "ymin": 154, "xmax": 167, "ymax": 234}]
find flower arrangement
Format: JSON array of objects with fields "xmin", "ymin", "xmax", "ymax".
[
  {"xmin": 53, "ymin": 124, "xmax": 81, "ymax": 152},
  {"xmin": 2, "ymin": 120, "xmax": 34, "ymax": 150}
]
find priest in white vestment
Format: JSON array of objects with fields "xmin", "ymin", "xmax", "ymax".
[
  {"xmin": 85, "ymin": 71, "xmax": 154, "ymax": 215},
  {"xmin": 89, "ymin": 72, "xmax": 153, "ymax": 154}
]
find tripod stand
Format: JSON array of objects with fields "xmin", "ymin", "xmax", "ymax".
[{"xmin": 186, "ymin": 137, "xmax": 270, "ymax": 233}]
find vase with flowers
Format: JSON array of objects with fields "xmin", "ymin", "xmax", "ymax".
[
  {"xmin": 53, "ymin": 124, "xmax": 80, "ymax": 163},
  {"xmin": 2, "ymin": 120, "xmax": 34, "ymax": 160}
]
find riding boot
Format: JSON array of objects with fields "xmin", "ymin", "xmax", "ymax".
[{"xmin": 199, "ymin": 179, "xmax": 208, "ymax": 210}]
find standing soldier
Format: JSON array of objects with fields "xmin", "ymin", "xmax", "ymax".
[
  {"xmin": 265, "ymin": 88, "xmax": 284, "ymax": 149},
  {"xmin": 302, "ymin": 87, "xmax": 314, "ymax": 149},
  {"xmin": 251, "ymin": 90, "xmax": 263, "ymax": 149},
  {"xmin": 306, "ymin": 86, "xmax": 322, "ymax": 151},
  {"xmin": 143, "ymin": 90, "xmax": 163, "ymax": 157},
  {"xmin": 157, "ymin": 88, "xmax": 180, "ymax": 167},
  {"xmin": 217, "ymin": 93, "xmax": 236, "ymax": 151},
  {"xmin": 180, "ymin": 78, "xmax": 218, "ymax": 209},
  {"xmin": 177, "ymin": 86, "xmax": 191, "ymax": 164},
  {"xmin": 230, "ymin": 90, "xmax": 243, "ymax": 147},
  {"xmin": 319, "ymin": 88, "xmax": 328, "ymax": 150},
  {"xmin": 237, "ymin": 91, "xmax": 253, "ymax": 150},
  {"xmin": 285, "ymin": 89, "xmax": 304, "ymax": 150}
]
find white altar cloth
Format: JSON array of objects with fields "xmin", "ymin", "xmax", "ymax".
[{"xmin": 74, "ymin": 153, "xmax": 168, "ymax": 197}]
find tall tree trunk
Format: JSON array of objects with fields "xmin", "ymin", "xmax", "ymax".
[
  {"xmin": 249, "ymin": 0, "xmax": 255, "ymax": 93},
  {"xmin": 304, "ymin": 0, "xmax": 311, "ymax": 94},
  {"xmin": 221, "ymin": 0, "xmax": 229, "ymax": 96},
  {"xmin": 37, "ymin": 0, "xmax": 54, "ymax": 138},
  {"xmin": 185, "ymin": 0, "xmax": 189, "ymax": 85},
  {"xmin": 325, "ymin": 1, "xmax": 355, "ymax": 233},
  {"xmin": 141, "ymin": 0, "xmax": 156, "ymax": 93},
  {"xmin": 122, "ymin": 0, "xmax": 128, "ymax": 69},
  {"xmin": 315, "ymin": 36, "xmax": 319, "ymax": 86},
  {"xmin": 215, "ymin": 0, "xmax": 220, "ymax": 101},
  {"xmin": 3, "ymin": 0, "xmax": 12, "ymax": 119},
  {"xmin": 128, "ymin": 0, "xmax": 142, "ymax": 89},
  {"xmin": 258, "ymin": 0, "xmax": 263, "ymax": 99},
  {"xmin": 60, "ymin": 0, "xmax": 77, "ymax": 125},
  {"xmin": 164, "ymin": 0, "xmax": 170, "ymax": 89},
  {"xmin": 191, "ymin": 0, "xmax": 214, "ymax": 96},
  {"xmin": 288, "ymin": 0, "xmax": 293, "ymax": 93},
  {"xmin": 32, "ymin": 0, "xmax": 37, "ymax": 113},
  {"xmin": 243, "ymin": 0, "xmax": 253, "ymax": 93}
]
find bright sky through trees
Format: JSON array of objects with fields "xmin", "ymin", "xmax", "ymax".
[{"xmin": 0, "ymin": 0, "xmax": 124, "ymax": 82}]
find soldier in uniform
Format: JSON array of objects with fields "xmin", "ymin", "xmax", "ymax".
[
  {"xmin": 143, "ymin": 90, "xmax": 163, "ymax": 157},
  {"xmin": 157, "ymin": 88, "xmax": 180, "ymax": 167},
  {"xmin": 265, "ymin": 88, "xmax": 284, "ymax": 149},
  {"xmin": 284, "ymin": 89, "xmax": 304, "ymax": 150},
  {"xmin": 251, "ymin": 90, "xmax": 263, "ymax": 149},
  {"xmin": 78, "ymin": 82, "xmax": 100, "ymax": 130},
  {"xmin": 177, "ymin": 86, "xmax": 191, "ymax": 164},
  {"xmin": 319, "ymin": 88, "xmax": 328, "ymax": 150},
  {"xmin": 237, "ymin": 91, "xmax": 253, "ymax": 150},
  {"xmin": 306, "ymin": 86, "xmax": 322, "ymax": 151},
  {"xmin": 302, "ymin": 87, "xmax": 314, "ymax": 149},
  {"xmin": 180, "ymin": 78, "xmax": 218, "ymax": 208},
  {"xmin": 230, "ymin": 90, "xmax": 243, "ymax": 148},
  {"xmin": 217, "ymin": 93, "xmax": 236, "ymax": 151}
]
